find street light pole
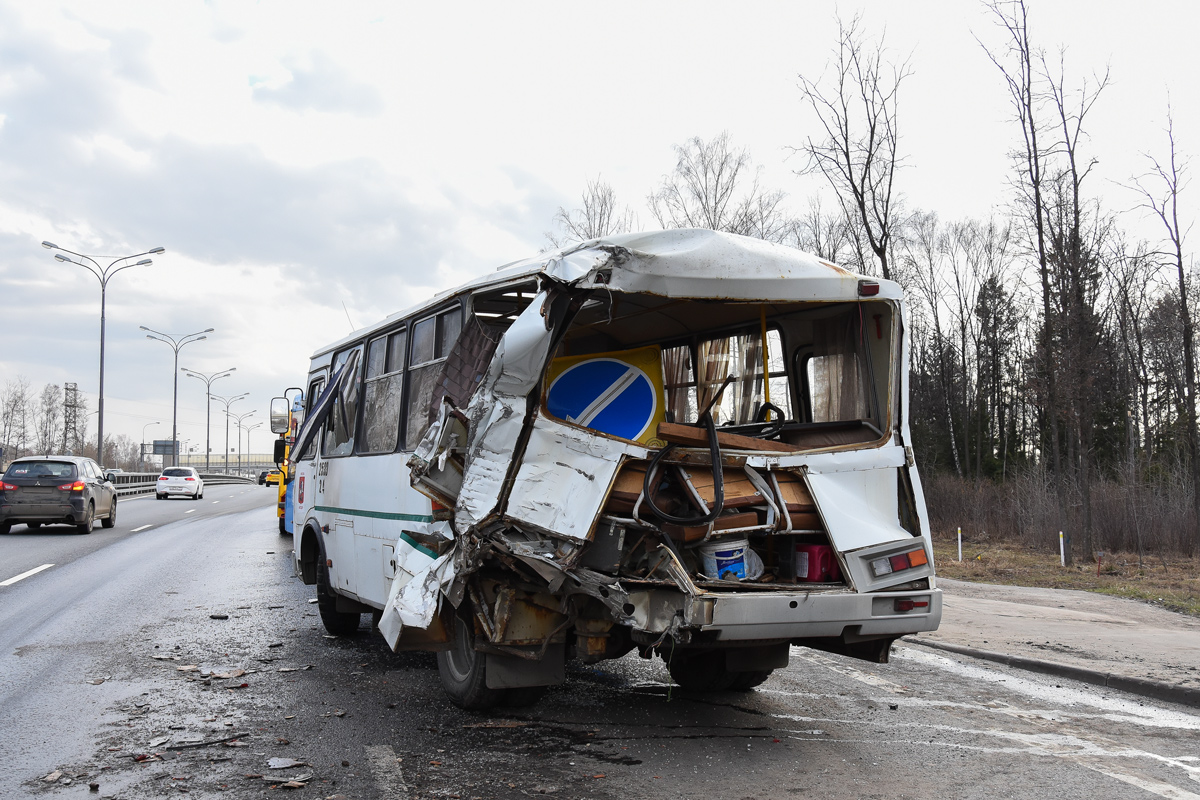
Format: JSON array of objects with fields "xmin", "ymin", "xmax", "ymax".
[
  {"xmin": 42, "ymin": 242, "xmax": 163, "ymax": 463},
  {"xmin": 181, "ymin": 367, "xmax": 235, "ymax": 472},
  {"xmin": 141, "ymin": 327, "xmax": 213, "ymax": 467},
  {"xmin": 230, "ymin": 411, "xmax": 256, "ymax": 474},
  {"xmin": 210, "ymin": 393, "xmax": 248, "ymax": 473},
  {"xmin": 243, "ymin": 422, "xmax": 262, "ymax": 472},
  {"xmin": 141, "ymin": 421, "xmax": 159, "ymax": 472}
]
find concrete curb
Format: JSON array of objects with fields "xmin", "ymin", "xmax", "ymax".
[{"xmin": 901, "ymin": 637, "xmax": 1200, "ymax": 709}]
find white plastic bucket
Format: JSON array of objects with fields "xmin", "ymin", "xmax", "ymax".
[{"xmin": 699, "ymin": 538, "xmax": 763, "ymax": 580}]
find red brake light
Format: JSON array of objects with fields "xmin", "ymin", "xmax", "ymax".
[
  {"xmin": 858, "ymin": 279, "xmax": 880, "ymax": 296},
  {"xmin": 0, "ymin": 481, "xmax": 18, "ymax": 491},
  {"xmin": 58, "ymin": 480, "xmax": 86, "ymax": 492},
  {"xmin": 158, "ymin": 476, "xmax": 168, "ymax": 480},
  {"xmin": 184, "ymin": 476, "xmax": 195, "ymax": 481},
  {"xmin": 889, "ymin": 553, "xmax": 911, "ymax": 571},
  {"xmin": 895, "ymin": 599, "xmax": 915, "ymax": 612}
]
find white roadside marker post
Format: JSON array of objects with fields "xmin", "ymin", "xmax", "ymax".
[
  {"xmin": 1059, "ymin": 530, "xmax": 1065, "ymax": 567},
  {"xmin": 957, "ymin": 527, "xmax": 962, "ymax": 562}
]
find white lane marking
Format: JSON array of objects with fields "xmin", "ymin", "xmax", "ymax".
[
  {"xmin": 1, "ymin": 564, "xmax": 55, "ymax": 586},
  {"xmin": 365, "ymin": 744, "xmax": 409, "ymax": 799},
  {"xmin": 212, "ymin": 500, "xmax": 219, "ymax": 504},
  {"xmin": 185, "ymin": 509, "xmax": 196, "ymax": 514},
  {"xmin": 131, "ymin": 525, "xmax": 153, "ymax": 532}
]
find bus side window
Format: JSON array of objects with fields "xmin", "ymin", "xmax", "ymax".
[
  {"xmin": 404, "ymin": 307, "xmax": 462, "ymax": 451},
  {"xmin": 359, "ymin": 328, "xmax": 407, "ymax": 454},
  {"xmin": 323, "ymin": 347, "xmax": 362, "ymax": 457}
]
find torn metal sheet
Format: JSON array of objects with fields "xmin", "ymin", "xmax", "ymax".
[
  {"xmin": 503, "ymin": 418, "xmax": 631, "ymax": 541},
  {"xmin": 447, "ymin": 291, "xmax": 557, "ymax": 533},
  {"xmin": 378, "ymin": 550, "xmax": 455, "ymax": 650}
]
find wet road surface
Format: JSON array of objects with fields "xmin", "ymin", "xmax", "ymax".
[{"xmin": 2, "ymin": 497, "xmax": 1198, "ymax": 799}]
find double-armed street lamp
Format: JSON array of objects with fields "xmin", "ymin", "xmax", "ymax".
[
  {"xmin": 181, "ymin": 367, "xmax": 235, "ymax": 472},
  {"xmin": 141, "ymin": 327, "xmax": 212, "ymax": 466},
  {"xmin": 242, "ymin": 421, "xmax": 263, "ymax": 472},
  {"xmin": 229, "ymin": 410, "xmax": 256, "ymax": 475},
  {"xmin": 210, "ymin": 392, "xmax": 249, "ymax": 473},
  {"xmin": 42, "ymin": 241, "xmax": 164, "ymax": 463}
]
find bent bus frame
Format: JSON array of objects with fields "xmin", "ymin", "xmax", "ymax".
[{"xmin": 289, "ymin": 228, "xmax": 942, "ymax": 709}]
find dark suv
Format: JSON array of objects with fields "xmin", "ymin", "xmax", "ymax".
[{"xmin": 0, "ymin": 456, "xmax": 118, "ymax": 534}]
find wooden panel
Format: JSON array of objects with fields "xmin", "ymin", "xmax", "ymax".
[
  {"xmin": 678, "ymin": 466, "xmax": 763, "ymax": 509},
  {"xmin": 774, "ymin": 472, "xmax": 817, "ymax": 513},
  {"xmin": 657, "ymin": 422, "xmax": 800, "ymax": 453}
]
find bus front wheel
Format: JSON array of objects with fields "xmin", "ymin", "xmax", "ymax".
[{"xmin": 316, "ymin": 559, "xmax": 360, "ymax": 636}]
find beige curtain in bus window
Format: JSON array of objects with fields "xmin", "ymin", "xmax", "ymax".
[
  {"xmin": 811, "ymin": 312, "xmax": 868, "ymax": 422},
  {"xmin": 662, "ymin": 344, "xmax": 694, "ymax": 423},
  {"xmin": 697, "ymin": 337, "xmax": 731, "ymax": 422},
  {"xmin": 733, "ymin": 332, "xmax": 763, "ymax": 422}
]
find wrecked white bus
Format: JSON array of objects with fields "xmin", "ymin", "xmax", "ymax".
[{"xmin": 288, "ymin": 228, "xmax": 941, "ymax": 709}]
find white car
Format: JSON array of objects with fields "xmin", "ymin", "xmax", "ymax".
[{"xmin": 156, "ymin": 467, "xmax": 204, "ymax": 500}]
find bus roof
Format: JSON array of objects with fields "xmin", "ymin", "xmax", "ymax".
[{"xmin": 310, "ymin": 228, "xmax": 899, "ymax": 360}]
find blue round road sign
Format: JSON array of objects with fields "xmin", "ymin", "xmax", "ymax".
[{"xmin": 546, "ymin": 359, "xmax": 658, "ymax": 441}]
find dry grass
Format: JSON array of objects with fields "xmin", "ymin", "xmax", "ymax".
[{"xmin": 930, "ymin": 533, "xmax": 1200, "ymax": 617}]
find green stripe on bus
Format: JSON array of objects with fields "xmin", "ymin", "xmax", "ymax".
[
  {"xmin": 314, "ymin": 505, "xmax": 435, "ymax": 523},
  {"xmin": 400, "ymin": 532, "xmax": 438, "ymax": 559}
]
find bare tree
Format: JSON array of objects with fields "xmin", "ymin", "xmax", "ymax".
[
  {"xmin": 790, "ymin": 196, "xmax": 853, "ymax": 264},
  {"xmin": 1, "ymin": 375, "xmax": 33, "ymax": 462},
  {"xmin": 648, "ymin": 132, "xmax": 790, "ymax": 242},
  {"xmin": 796, "ymin": 13, "xmax": 909, "ymax": 280},
  {"xmin": 901, "ymin": 210, "xmax": 963, "ymax": 475},
  {"xmin": 982, "ymin": 0, "xmax": 1072, "ymax": 560},
  {"xmin": 548, "ymin": 177, "xmax": 637, "ymax": 247},
  {"xmin": 1131, "ymin": 107, "xmax": 1199, "ymax": 552},
  {"xmin": 33, "ymin": 383, "xmax": 64, "ymax": 455}
]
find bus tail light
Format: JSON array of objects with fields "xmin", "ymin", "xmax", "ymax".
[{"xmin": 870, "ymin": 547, "xmax": 930, "ymax": 578}]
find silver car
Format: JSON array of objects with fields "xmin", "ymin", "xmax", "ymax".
[
  {"xmin": 156, "ymin": 467, "xmax": 205, "ymax": 500},
  {"xmin": 0, "ymin": 456, "xmax": 118, "ymax": 534}
]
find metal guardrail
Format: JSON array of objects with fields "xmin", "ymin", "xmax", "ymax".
[{"xmin": 110, "ymin": 472, "xmax": 257, "ymax": 497}]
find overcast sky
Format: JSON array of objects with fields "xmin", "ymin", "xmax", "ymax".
[{"xmin": 1, "ymin": 0, "xmax": 1195, "ymax": 458}]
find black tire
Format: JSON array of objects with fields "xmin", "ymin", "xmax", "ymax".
[
  {"xmin": 728, "ymin": 670, "xmax": 773, "ymax": 691},
  {"xmin": 0, "ymin": 522, "xmax": 11, "ymax": 535},
  {"xmin": 437, "ymin": 604, "xmax": 504, "ymax": 710},
  {"xmin": 27, "ymin": 522, "xmax": 41, "ymax": 530},
  {"xmin": 76, "ymin": 503, "xmax": 95, "ymax": 535},
  {"xmin": 156, "ymin": 493, "xmax": 165, "ymax": 500},
  {"xmin": 278, "ymin": 517, "xmax": 289, "ymax": 536},
  {"xmin": 666, "ymin": 649, "xmax": 736, "ymax": 691},
  {"xmin": 316, "ymin": 559, "xmax": 360, "ymax": 636},
  {"xmin": 101, "ymin": 497, "xmax": 117, "ymax": 529}
]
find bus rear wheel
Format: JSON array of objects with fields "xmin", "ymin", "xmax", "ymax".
[
  {"xmin": 316, "ymin": 559, "xmax": 360, "ymax": 636},
  {"xmin": 437, "ymin": 603, "xmax": 505, "ymax": 710}
]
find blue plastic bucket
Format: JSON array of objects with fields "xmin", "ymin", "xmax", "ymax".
[{"xmin": 700, "ymin": 538, "xmax": 749, "ymax": 580}]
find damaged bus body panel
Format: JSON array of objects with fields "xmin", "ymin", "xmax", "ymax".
[{"xmin": 292, "ymin": 229, "xmax": 941, "ymax": 708}]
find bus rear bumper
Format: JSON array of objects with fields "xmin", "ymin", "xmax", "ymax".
[{"xmin": 627, "ymin": 587, "xmax": 942, "ymax": 642}]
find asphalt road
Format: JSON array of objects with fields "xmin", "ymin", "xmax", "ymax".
[{"xmin": 2, "ymin": 493, "xmax": 1198, "ymax": 800}]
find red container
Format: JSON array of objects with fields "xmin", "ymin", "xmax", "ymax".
[{"xmin": 792, "ymin": 543, "xmax": 841, "ymax": 583}]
